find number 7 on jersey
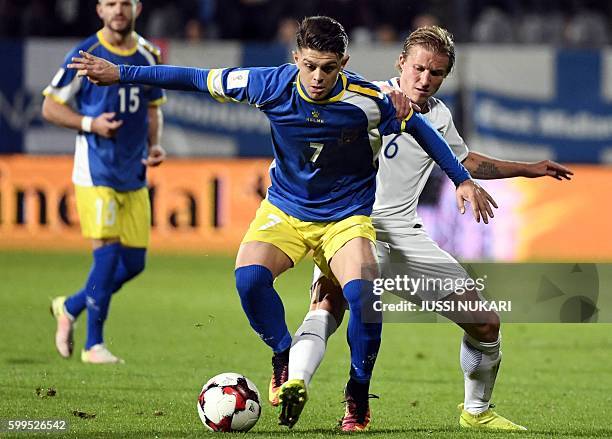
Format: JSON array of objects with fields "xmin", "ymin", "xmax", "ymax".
[{"xmin": 309, "ymin": 142, "xmax": 324, "ymax": 163}]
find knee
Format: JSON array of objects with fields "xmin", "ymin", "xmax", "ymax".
[
  {"xmin": 121, "ymin": 248, "xmax": 146, "ymax": 279},
  {"xmin": 311, "ymin": 277, "xmax": 346, "ymax": 325},
  {"xmin": 235, "ymin": 265, "xmax": 273, "ymax": 299},
  {"xmin": 341, "ymin": 279, "xmax": 362, "ymax": 307},
  {"xmin": 472, "ymin": 312, "xmax": 500, "ymax": 342},
  {"xmin": 342, "ymin": 279, "xmax": 382, "ymax": 323},
  {"xmin": 126, "ymin": 258, "xmax": 146, "ymax": 278},
  {"xmin": 315, "ymin": 294, "xmax": 346, "ymax": 327}
]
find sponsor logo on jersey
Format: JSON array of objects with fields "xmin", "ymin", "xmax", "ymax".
[
  {"xmin": 307, "ymin": 110, "xmax": 324, "ymax": 124},
  {"xmin": 227, "ymin": 70, "xmax": 250, "ymax": 89}
]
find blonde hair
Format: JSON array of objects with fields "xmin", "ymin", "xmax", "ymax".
[{"xmin": 396, "ymin": 26, "xmax": 455, "ymax": 75}]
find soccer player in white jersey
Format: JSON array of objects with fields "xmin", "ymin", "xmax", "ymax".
[
  {"xmin": 281, "ymin": 26, "xmax": 573, "ymax": 430},
  {"xmin": 43, "ymin": 0, "xmax": 166, "ymax": 364}
]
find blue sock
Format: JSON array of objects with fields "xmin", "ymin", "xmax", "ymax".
[
  {"xmin": 65, "ymin": 246, "xmax": 146, "ymax": 318},
  {"xmin": 235, "ymin": 265, "xmax": 292, "ymax": 353},
  {"xmin": 109, "ymin": 247, "xmax": 146, "ymax": 292},
  {"xmin": 343, "ymin": 279, "xmax": 382, "ymax": 383},
  {"xmin": 83, "ymin": 243, "xmax": 122, "ymax": 349}
]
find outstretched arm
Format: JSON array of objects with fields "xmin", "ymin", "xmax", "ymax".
[
  {"xmin": 400, "ymin": 112, "xmax": 498, "ymax": 224},
  {"xmin": 463, "ymin": 152, "xmax": 573, "ymax": 180},
  {"xmin": 68, "ymin": 50, "xmax": 209, "ymax": 92}
]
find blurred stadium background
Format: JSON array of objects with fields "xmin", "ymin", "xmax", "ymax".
[
  {"xmin": 1, "ymin": 0, "xmax": 611, "ymax": 258},
  {"xmin": 1, "ymin": 2, "xmax": 611, "ymax": 436}
]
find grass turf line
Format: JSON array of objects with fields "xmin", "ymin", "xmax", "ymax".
[{"xmin": 1, "ymin": 250, "xmax": 611, "ymax": 438}]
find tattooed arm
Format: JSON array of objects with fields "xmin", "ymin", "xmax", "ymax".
[{"xmin": 462, "ymin": 152, "xmax": 573, "ymax": 180}]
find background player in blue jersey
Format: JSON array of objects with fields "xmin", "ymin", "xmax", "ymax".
[
  {"xmin": 68, "ymin": 16, "xmax": 497, "ymax": 429},
  {"xmin": 43, "ymin": 0, "xmax": 166, "ymax": 364}
]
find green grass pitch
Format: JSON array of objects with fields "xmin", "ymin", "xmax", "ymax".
[{"xmin": 1, "ymin": 250, "xmax": 611, "ymax": 438}]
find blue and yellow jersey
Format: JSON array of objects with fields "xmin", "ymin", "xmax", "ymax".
[
  {"xmin": 209, "ymin": 65, "xmax": 401, "ymax": 221},
  {"xmin": 120, "ymin": 63, "xmax": 470, "ymax": 221},
  {"xmin": 43, "ymin": 31, "xmax": 166, "ymax": 191}
]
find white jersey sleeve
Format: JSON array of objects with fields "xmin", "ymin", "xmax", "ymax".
[
  {"xmin": 43, "ymin": 46, "xmax": 84, "ymax": 105},
  {"xmin": 372, "ymin": 77, "xmax": 469, "ymax": 230},
  {"xmin": 439, "ymin": 102, "xmax": 469, "ymax": 162}
]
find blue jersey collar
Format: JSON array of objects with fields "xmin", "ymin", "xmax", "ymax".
[
  {"xmin": 295, "ymin": 71, "xmax": 347, "ymax": 104},
  {"xmin": 96, "ymin": 30, "xmax": 139, "ymax": 57}
]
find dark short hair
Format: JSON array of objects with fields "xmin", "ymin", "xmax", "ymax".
[
  {"xmin": 296, "ymin": 16, "xmax": 348, "ymax": 56},
  {"xmin": 398, "ymin": 26, "xmax": 455, "ymax": 75}
]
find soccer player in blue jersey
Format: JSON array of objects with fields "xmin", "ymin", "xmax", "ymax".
[
  {"xmin": 68, "ymin": 16, "xmax": 497, "ymax": 428},
  {"xmin": 43, "ymin": 0, "xmax": 166, "ymax": 364}
]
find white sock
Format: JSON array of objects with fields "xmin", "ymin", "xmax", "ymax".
[
  {"xmin": 288, "ymin": 309, "xmax": 337, "ymax": 387},
  {"xmin": 460, "ymin": 332, "xmax": 501, "ymax": 415}
]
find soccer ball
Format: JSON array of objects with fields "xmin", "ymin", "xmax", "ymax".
[{"xmin": 197, "ymin": 372, "xmax": 261, "ymax": 432}]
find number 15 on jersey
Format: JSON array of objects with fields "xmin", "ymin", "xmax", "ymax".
[{"xmin": 118, "ymin": 87, "xmax": 140, "ymax": 113}]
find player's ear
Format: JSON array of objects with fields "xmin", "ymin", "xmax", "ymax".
[
  {"xmin": 340, "ymin": 54, "xmax": 349, "ymax": 69},
  {"xmin": 398, "ymin": 55, "xmax": 406, "ymax": 72},
  {"xmin": 96, "ymin": 2, "xmax": 103, "ymax": 20},
  {"xmin": 292, "ymin": 50, "xmax": 299, "ymax": 64},
  {"xmin": 135, "ymin": 1, "xmax": 142, "ymax": 18}
]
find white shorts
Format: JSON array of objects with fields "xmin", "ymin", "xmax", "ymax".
[
  {"xmin": 311, "ymin": 226, "xmax": 472, "ymax": 302},
  {"xmin": 375, "ymin": 226, "xmax": 472, "ymax": 301}
]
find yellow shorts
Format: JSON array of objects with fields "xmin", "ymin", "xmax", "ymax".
[
  {"xmin": 75, "ymin": 185, "xmax": 150, "ymax": 247},
  {"xmin": 242, "ymin": 199, "xmax": 376, "ymax": 280}
]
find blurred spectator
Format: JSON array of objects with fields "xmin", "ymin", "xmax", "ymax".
[
  {"xmin": 363, "ymin": 0, "xmax": 427, "ymax": 39},
  {"xmin": 22, "ymin": 0, "xmax": 55, "ymax": 36},
  {"xmin": 276, "ymin": 17, "xmax": 299, "ymax": 47},
  {"xmin": 516, "ymin": 13, "xmax": 565, "ymax": 44},
  {"xmin": 374, "ymin": 25, "xmax": 398, "ymax": 44},
  {"xmin": 472, "ymin": 7, "xmax": 515, "ymax": 43},
  {"xmin": 55, "ymin": 0, "xmax": 79, "ymax": 34},
  {"xmin": 216, "ymin": 0, "xmax": 284, "ymax": 41},
  {"xmin": 185, "ymin": 19, "xmax": 204, "ymax": 43},
  {"xmin": 351, "ymin": 27, "xmax": 374, "ymax": 45},
  {"xmin": 177, "ymin": 0, "xmax": 219, "ymax": 41},
  {"xmin": 412, "ymin": 13, "xmax": 441, "ymax": 31},
  {"xmin": 146, "ymin": 4, "xmax": 184, "ymax": 38},
  {"xmin": 0, "ymin": 0, "xmax": 23, "ymax": 37},
  {"xmin": 311, "ymin": 0, "xmax": 369, "ymax": 35},
  {"xmin": 565, "ymin": 10, "xmax": 609, "ymax": 46},
  {"xmin": 0, "ymin": 0, "xmax": 610, "ymax": 45}
]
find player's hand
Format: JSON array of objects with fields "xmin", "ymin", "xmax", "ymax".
[
  {"xmin": 524, "ymin": 160, "xmax": 573, "ymax": 180},
  {"xmin": 455, "ymin": 179, "xmax": 498, "ymax": 224},
  {"xmin": 386, "ymin": 89, "xmax": 421, "ymax": 119},
  {"xmin": 92, "ymin": 112, "xmax": 123, "ymax": 138},
  {"xmin": 385, "ymin": 88, "xmax": 421, "ymax": 119},
  {"xmin": 68, "ymin": 50, "xmax": 120, "ymax": 86},
  {"xmin": 142, "ymin": 144, "xmax": 166, "ymax": 167}
]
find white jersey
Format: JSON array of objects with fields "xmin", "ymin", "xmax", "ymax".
[{"xmin": 372, "ymin": 77, "xmax": 469, "ymax": 231}]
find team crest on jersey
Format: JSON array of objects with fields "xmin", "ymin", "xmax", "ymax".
[
  {"xmin": 307, "ymin": 110, "xmax": 324, "ymax": 124},
  {"xmin": 340, "ymin": 127, "xmax": 361, "ymax": 145}
]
